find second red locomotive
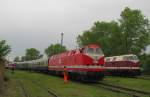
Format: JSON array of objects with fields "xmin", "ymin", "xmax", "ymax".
[{"xmin": 105, "ymin": 54, "xmax": 141, "ymax": 76}]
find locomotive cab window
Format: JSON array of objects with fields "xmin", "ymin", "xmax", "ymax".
[
  {"xmin": 128, "ymin": 56, "xmax": 138, "ymax": 60},
  {"xmin": 86, "ymin": 47, "xmax": 103, "ymax": 54},
  {"xmin": 123, "ymin": 55, "xmax": 138, "ymax": 61}
]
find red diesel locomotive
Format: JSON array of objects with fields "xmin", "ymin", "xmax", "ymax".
[
  {"xmin": 48, "ymin": 44, "xmax": 105, "ymax": 81},
  {"xmin": 105, "ymin": 54, "xmax": 141, "ymax": 76}
]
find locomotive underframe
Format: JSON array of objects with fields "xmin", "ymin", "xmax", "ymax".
[
  {"xmin": 105, "ymin": 69, "xmax": 141, "ymax": 76},
  {"xmin": 48, "ymin": 69, "xmax": 104, "ymax": 82}
]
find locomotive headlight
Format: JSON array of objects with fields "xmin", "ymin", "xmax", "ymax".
[
  {"xmin": 93, "ymin": 55, "xmax": 104, "ymax": 64},
  {"xmin": 93, "ymin": 60, "xmax": 98, "ymax": 64},
  {"xmin": 94, "ymin": 57, "xmax": 97, "ymax": 63},
  {"xmin": 94, "ymin": 56, "xmax": 98, "ymax": 60},
  {"xmin": 93, "ymin": 55, "xmax": 99, "ymax": 63}
]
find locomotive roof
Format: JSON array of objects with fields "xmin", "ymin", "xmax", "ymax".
[
  {"xmin": 106, "ymin": 54, "xmax": 136, "ymax": 58},
  {"xmin": 49, "ymin": 44, "xmax": 101, "ymax": 59},
  {"xmin": 14, "ymin": 57, "xmax": 47, "ymax": 64},
  {"xmin": 84, "ymin": 44, "xmax": 101, "ymax": 48},
  {"xmin": 105, "ymin": 54, "xmax": 138, "ymax": 62}
]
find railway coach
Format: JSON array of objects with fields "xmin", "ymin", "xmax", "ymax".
[
  {"xmin": 105, "ymin": 54, "xmax": 141, "ymax": 76},
  {"xmin": 15, "ymin": 58, "xmax": 48, "ymax": 72}
]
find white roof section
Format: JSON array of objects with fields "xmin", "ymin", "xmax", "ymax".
[
  {"xmin": 14, "ymin": 57, "xmax": 48, "ymax": 64},
  {"xmin": 105, "ymin": 54, "xmax": 138, "ymax": 62}
]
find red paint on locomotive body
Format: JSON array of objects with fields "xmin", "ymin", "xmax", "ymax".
[
  {"xmin": 105, "ymin": 54, "xmax": 141, "ymax": 76},
  {"xmin": 48, "ymin": 44, "xmax": 105, "ymax": 80}
]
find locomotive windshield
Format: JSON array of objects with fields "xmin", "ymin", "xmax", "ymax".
[
  {"xmin": 128, "ymin": 56, "xmax": 138, "ymax": 60},
  {"xmin": 86, "ymin": 47, "xmax": 103, "ymax": 55},
  {"xmin": 95, "ymin": 48, "xmax": 103, "ymax": 54},
  {"xmin": 87, "ymin": 48, "xmax": 94, "ymax": 54},
  {"xmin": 86, "ymin": 47, "xmax": 104, "ymax": 63},
  {"xmin": 124, "ymin": 55, "xmax": 139, "ymax": 61}
]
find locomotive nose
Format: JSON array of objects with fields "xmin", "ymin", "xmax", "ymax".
[
  {"xmin": 92, "ymin": 55, "xmax": 104, "ymax": 64},
  {"xmin": 84, "ymin": 45, "xmax": 104, "ymax": 65},
  {"xmin": 93, "ymin": 56, "xmax": 98, "ymax": 63},
  {"xmin": 94, "ymin": 56, "xmax": 98, "ymax": 60}
]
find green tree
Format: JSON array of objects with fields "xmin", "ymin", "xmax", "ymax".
[
  {"xmin": 120, "ymin": 7, "xmax": 150, "ymax": 55},
  {"xmin": 0, "ymin": 40, "xmax": 11, "ymax": 92},
  {"xmin": 77, "ymin": 7, "xmax": 150, "ymax": 56},
  {"xmin": 0, "ymin": 40, "xmax": 11, "ymax": 58},
  {"xmin": 77, "ymin": 21, "xmax": 123, "ymax": 56},
  {"xmin": 21, "ymin": 56, "xmax": 26, "ymax": 61},
  {"xmin": 14, "ymin": 56, "xmax": 20, "ymax": 62},
  {"xmin": 45, "ymin": 44, "xmax": 67, "ymax": 57},
  {"xmin": 25, "ymin": 48, "xmax": 42, "ymax": 60}
]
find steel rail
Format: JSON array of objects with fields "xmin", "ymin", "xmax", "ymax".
[
  {"xmin": 17, "ymin": 79, "xmax": 30, "ymax": 97},
  {"xmin": 93, "ymin": 82, "xmax": 150, "ymax": 97},
  {"xmin": 135, "ymin": 76, "xmax": 150, "ymax": 81},
  {"xmin": 31, "ymin": 80, "xmax": 59, "ymax": 97}
]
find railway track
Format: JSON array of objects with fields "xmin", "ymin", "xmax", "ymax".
[
  {"xmin": 31, "ymin": 80, "xmax": 59, "ymax": 97},
  {"xmin": 17, "ymin": 79, "xmax": 30, "ymax": 97},
  {"xmin": 17, "ymin": 78, "xmax": 59, "ymax": 97},
  {"xmin": 91, "ymin": 82, "xmax": 150, "ymax": 97},
  {"xmin": 135, "ymin": 76, "xmax": 150, "ymax": 81}
]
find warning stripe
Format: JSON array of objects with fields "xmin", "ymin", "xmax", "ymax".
[{"xmin": 104, "ymin": 67, "xmax": 140, "ymax": 70}]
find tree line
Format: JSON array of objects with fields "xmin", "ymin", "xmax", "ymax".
[
  {"xmin": 77, "ymin": 7, "xmax": 150, "ymax": 56},
  {"xmin": 77, "ymin": 7, "xmax": 150, "ymax": 74},
  {"xmin": 14, "ymin": 43, "xmax": 67, "ymax": 62}
]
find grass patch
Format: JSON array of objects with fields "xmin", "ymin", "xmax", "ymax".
[
  {"xmin": 1, "ymin": 70, "xmax": 131, "ymax": 97},
  {"xmin": 103, "ymin": 76, "xmax": 150, "ymax": 92}
]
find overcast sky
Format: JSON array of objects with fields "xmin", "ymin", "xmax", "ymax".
[{"xmin": 0, "ymin": 0, "xmax": 150, "ymax": 60}]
